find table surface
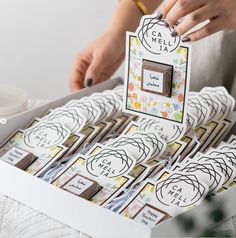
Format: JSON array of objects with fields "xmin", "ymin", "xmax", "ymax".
[
  {"xmin": 0, "ymin": 192, "xmax": 234, "ymax": 238},
  {"xmin": 0, "ymin": 193, "xmax": 92, "ymax": 238}
]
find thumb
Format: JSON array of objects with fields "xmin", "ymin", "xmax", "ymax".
[{"xmin": 84, "ymin": 55, "xmax": 104, "ymax": 87}]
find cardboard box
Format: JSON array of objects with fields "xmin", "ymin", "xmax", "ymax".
[{"xmin": 0, "ymin": 77, "xmax": 236, "ymax": 238}]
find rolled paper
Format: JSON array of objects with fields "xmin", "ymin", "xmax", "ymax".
[{"xmin": 141, "ymin": 60, "xmax": 173, "ymax": 97}]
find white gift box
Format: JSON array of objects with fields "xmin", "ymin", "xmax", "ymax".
[{"xmin": 0, "ymin": 77, "xmax": 236, "ymax": 238}]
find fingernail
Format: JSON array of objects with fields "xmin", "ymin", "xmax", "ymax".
[
  {"xmin": 84, "ymin": 78, "xmax": 93, "ymax": 87},
  {"xmin": 182, "ymin": 36, "xmax": 191, "ymax": 42},
  {"xmin": 171, "ymin": 30, "xmax": 178, "ymax": 37},
  {"xmin": 156, "ymin": 12, "xmax": 163, "ymax": 20},
  {"xmin": 165, "ymin": 22, "xmax": 169, "ymax": 28}
]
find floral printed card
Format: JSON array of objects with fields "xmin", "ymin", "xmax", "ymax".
[{"xmin": 123, "ymin": 15, "xmax": 192, "ymax": 130}]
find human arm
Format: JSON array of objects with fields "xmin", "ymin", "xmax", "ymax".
[{"xmin": 69, "ymin": 0, "xmax": 161, "ymax": 91}]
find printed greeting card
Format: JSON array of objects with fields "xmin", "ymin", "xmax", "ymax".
[{"xmin": 123, "ymin": 15, "xmax": 192, "ymax": 134}]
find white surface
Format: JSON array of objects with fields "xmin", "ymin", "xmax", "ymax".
[
  {"xmin": 0, "ymin": 0, "xmax": 124, "ymax": 100},
  {"xmin": 0, "ymin": 85, "xmax": 27, "ymax": 116}
]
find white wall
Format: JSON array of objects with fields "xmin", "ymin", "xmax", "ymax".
[{"xmin": 0, "ymin": 0, "xmax": 123, "ymax": 100}]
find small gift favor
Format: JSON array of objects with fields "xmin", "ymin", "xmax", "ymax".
[
  {"xmin": 0, "ymin": 146, "xmax": 36, "ymax": 170},
  {"xmin": 141, "ymin": 60, "xmax": 173, "ymax": 97},
  {"xmin": 61, "ymin": 174, "xmax": 102, "ymax": 199}
]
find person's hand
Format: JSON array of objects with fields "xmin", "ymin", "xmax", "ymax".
[
  {"xmin": 69, "ymin": 30, "xmax": 125, "ymax": 91},
  {"xmin": 158, "ymin": 0, "xmax": 236, "ymax": 41}
]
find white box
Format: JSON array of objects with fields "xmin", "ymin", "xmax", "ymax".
[{"xmin": 0, "ymin": 78, "xmax": 236, "ymax": 238}]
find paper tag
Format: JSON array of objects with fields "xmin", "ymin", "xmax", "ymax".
[
  {"xmin": 42, "ymin": 107, "xmax": 86, "ymax": 134},
  {"xmin": 0, "ymin": 130, "xmax": 68, "ymax": 176},
  {"xmin": 52, "ymin": 155, "xmax": 134, "ymax": 206},
  {"xmin": 132, "ymin": 204, "xmax": 170, "ymax": 227},
  {"xmin": 107, "ymin": 135, "xmax": 153, "ymax": 164},
  {"xmin": 85, "ymin": 147, "xmax": 136, "ymax": 179},
  {"xmin": 188, "ymin": 93, "xmax": 211, "ymax": 127},
  {"xmin": 198, "ymin": 91, "xmax": 222, "ymax": 121},
  {"xmin": 23, "ymin": 121, "xmax": 71, "ymax": 149},
  {"xmin": 123, "ymin": 14, "xmax": 191, "ymax": 128},
  {"xmin": 65, "ymin": 100, "xmax": 100, "ymax": 125},
  {"xmin": 136, "ymin": 17, "xmax": 180, "ymax": 54},
  {"xmin": 155, "ymin": 172, "xmax": 208, "ymax": 215},
  {"xmin": 132, "ymin": 131, "xmax": 167, "ymax": 160}
]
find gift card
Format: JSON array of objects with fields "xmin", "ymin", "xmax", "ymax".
[
  {"xmin": 113, "ymin": 85, "xmax": 124, "ymax": 102},
  {"xmin": 52, "ymin": 155, "xmax": 135, "ymax": 206},
  {"xmin": 207, "ymin": 149, "xmax": 236, "ymax": 174},
  {"xmin": 4, "ymin": 131, "xmax": 68, "ymax": 174},
  {"xmin": 102, "ymin": 92, "xmax": 122, "ymax": 118},
  {"xmin": 85, "ymin": 147, "xmax": 136, "ymax": 180},
  {"xmin": 23, "ymin": 118, "xmax": 85, "ymax": 156},
  {"xmin": 119, "ymin": 171, "xmax": 208, "ymax": 219},
  {"xmin": 123, "ymin": 14, "xmax": 191, "ymax": 131},
  {"xmin": 23, "ymin": 121, "xmax": 71, "ymax": 149}
]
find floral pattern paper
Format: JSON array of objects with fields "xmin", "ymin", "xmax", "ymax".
[{"xmin": 124, "ymin": 33, "xmax": 191, "ymax": 126}]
